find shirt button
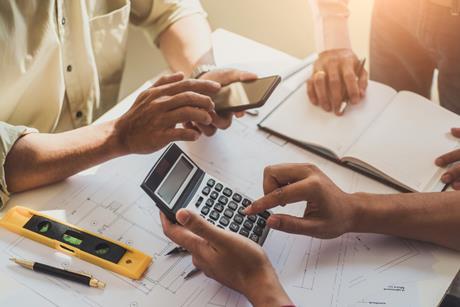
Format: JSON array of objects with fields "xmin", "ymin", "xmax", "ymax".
[
  {"xmin": 66, "ymin": 65, "xmax": 72, "ymax": 72},
  {"xmin": 61, "ymin": 17, "xmax": 66, "ymax": 25},
  {"xmin": 76, "ymin": 111, "xmax": 83, "ymax": 118}
]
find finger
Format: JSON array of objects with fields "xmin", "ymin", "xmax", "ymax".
[
  {"xmin": 341, "ymin": 60, "xmax": 360, "ymax": 105},
  {"xmin": 153, "ymin": 72, "xmax": 185, "ymax": 87},
  {"xmin": 159, "ymin": 91, "xmax": 215, "ymax": 112},
  {"xmin": 207, "ymin": 69, "xmax": 258, "ymax": 86},
  {"xmin": 160, "ymin": 212, "xmax": 205, "ymax": 253},
  {"xmin": 307, "ymin": 79, "xmax": 319, "ymax": 106},
  {"xmin": 325, "ymin": 62, "xmax": 343, "ymax": 114},
  {"xmin": 166, "ymin": 128, "xmax": 201, "ymax": 142},
  {"xmin": 452, "ymin": 180, "xmax": 460, "ymax": 190},
  {"xmin": 165, "ymin": 107, "xmax": 212, "ymax": 125},
  {"xmin": 451, "ymin": 127, "xmax": 460, "ymax": 138},
  {"xmin": 209, "ymin": 111, "xmax": 232, "ymax": 130},
  {"xmin": 235, "ymin": 111, "xmax": 245, "ymax": 118},
  {"xmin": 176, "ymin": 209, "xmax": 229, "ymax": 246},
  {"xmin": 267, "ymin": 214, "xmax": 323, "ymax": 236},
  {"xmin": 156, "ymin": 79, "xmax": 221, "ymax": 99},
  {"xmin": 440, "ymin": 164, "xmax": 460, "ymax": 184},
  {"xmin": 262, "ymin": 163, "xmax": 320, "ymax": 195},
  {"xmin": 313, "ymin": 71, "xmax": 331, "ymax": 112},
  {"xmin": 435, "ymin": 149, "xmax": 460, "ymax": 166},
  {"xmin": 183, "ymin": 121, "xmax": 201, "ymax": 133},
  {"xmin": 194, "ymin": 123, "xmax": 218, "ymax": 137},
  {"xmin": 358, "ymin": 69, "xmax": 369, "ymax": 97}
]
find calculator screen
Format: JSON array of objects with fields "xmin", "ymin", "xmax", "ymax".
[{"xmin": 157, "ymin": 157, "xmax": 194, "ymax": 208}]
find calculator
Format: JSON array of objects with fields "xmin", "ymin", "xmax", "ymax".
[{"xmin": 141, "ymin": 143, "xmax": 271, "ymax": 245}]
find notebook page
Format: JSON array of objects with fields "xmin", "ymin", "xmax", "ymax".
[
  {"xmin": 345, "ymin": 91, "xmax": 460, "ymax": 192},
  {"xmin": 259, "ymin": 81, "xmax": 396, "ymax": 157}
]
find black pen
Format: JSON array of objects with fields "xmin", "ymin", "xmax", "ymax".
[
  {"xmin": 10, "ymin": 258, "xmax": 105, "ymax": 289},
  {"xmin": 184, "ymin": 267, "xmax": 201, "ymax": 280},
  {"xmin": 165, "ymin": 246, "xmax": 188, "ymax": 256},
  {"xmin": 339, "ymin": 58, "xmax": 367, "ymax": 114}
]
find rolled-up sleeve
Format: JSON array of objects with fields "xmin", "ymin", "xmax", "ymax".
[
  {"xmin": 130, "ymin": 0, "xmax": 207, "ymax": 46},
  {"xmin": 0, "ymin": 122, "xmax": 36, "ymax": 210}
]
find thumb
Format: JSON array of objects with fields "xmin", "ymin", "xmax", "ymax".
[
  {"xmin": 451, "ymin": 127, "xmax": 460, "ymax": 138},
  {"xmin": 267, "ymin": 214, "xmax": 323, "ymax": 237},
  {"xmin": 176, "ymin": 209, "xmax": 226, "ymax": 244}
]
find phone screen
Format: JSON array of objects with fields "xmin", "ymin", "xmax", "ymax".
[{"xmin": 213, "ymin": 75, "xmax": 280, "ymax": 112}]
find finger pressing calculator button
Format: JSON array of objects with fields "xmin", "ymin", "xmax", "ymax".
[
  {"xmin": 195, "ymin": 196, "xmax": 204, "ymax": 207},
  {"xmin": 210, "ymin": 191, "xmax": 218, "ymax": 200},
  {"xmin": 249, "ymin": 233, "xmax": 259, "ymax": 243},
  {"xmin": 228, "ymin": 201, "xmax": 238, "ymax": 210},
  {"xmin": 237, "ymin": 207, "xmax": 246, "ymax": 216},
  {"xmin": 218, "ymin": 195, "xmax": 228, "ymax": 205},
  {"xmin": 219, "ymin": 216, "xmax": 230, "ymax": 226},
  {"xmin": 247, "ymin": 215, "xmax": 256, "ymax": 222},
  {"xmin": 223, "ymin": 188, "xmax": 232, "ymax": 197},
  {"xmin": 234, "ymin": 214, "xmax": 244, "ymax": 225},
  {"xmin": 256, "ymin": 218, "xmax": 266, "ymax": 227},
  {"xmin": 205, "ymin": 199, "xmax": 214, "ymax": 207},
  {"xmin": 258, "ymin": 211, "xmax": 271, "ymax": 219},
  {"xmin": 215, "ymin": 183, "xmax": 223, "ymax": 192},
  {"xmin": 214, "ymin": 203, "xmax": 224, "ymax": 212},
  {"xmin": 242, "ymin": 198, "xmax": 252, "ymax": 207},
  {"xmin": 202, "ymin": 187, "xmax": 210, "ymax": 196},
  {"xmin": 253, "ymin": 226, "xmax": 263, "ymax": 236},
  {"xmin": 210, "ymin": 210, "xmax": 220, "ymax": 221},
  {"xmin": 229, "ymin": 222, "xmax": 239, "ymax": 232},
  {"xmin": 201, "ymin": 206, "xmax": 210, "ymax": 216},
  {"xmin": 239, "ymin": 228, "xmax": 249, "ymax": 237},
  {"xmin": 223, "ymin": 209, "xmax": 234, "ymax": 218},
  {"xmin": 232, "ymin": 193, "xmax": 242, "ymax": 203},
  {"xmin": 243, "ymin": 220, "xmax": 254, "ymax": 230},
  {"xmin": 207, "ymin": 179, "xmax": 216, "ymax": 187}
]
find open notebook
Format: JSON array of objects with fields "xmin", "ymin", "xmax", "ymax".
[{"xmin": 259, "ymin": 81, "xmax": 460, "ymax": 192}]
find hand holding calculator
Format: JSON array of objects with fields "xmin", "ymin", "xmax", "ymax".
[{"xmin": 141, "ymin": 144, "xmax": 272, "ymax": 245}]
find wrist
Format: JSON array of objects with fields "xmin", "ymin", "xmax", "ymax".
[
  {"xmin": 348, "ymin": 192, "xmax": 377, "ymax": 233},
  {"xmin": 244, "ymin": 271, "xmax": 293, "ymax": 307},
  {"xmin": 101, "ymin": 120, "xmax": 128, "ymax": 158}
]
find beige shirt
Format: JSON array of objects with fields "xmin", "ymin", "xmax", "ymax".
[
  {"xmin": 0, "ymin": 0, "xmax": 206, "ymax": 208},
  {"xmin": 309, "ymin": 0, "xmax": 351, "ymax": 51}
]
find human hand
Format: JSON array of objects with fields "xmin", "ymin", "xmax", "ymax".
[
  {"xmin": 184, "ymin": 68, "xmax": 257, "ymax": 136},
  {"xmin": 113, "ymin": 72, "xmax": 220, "ymax": 155},
  {"xmin": 245, "ymin": 164, "xmax": 356, "ymax": 238},
  {"xmin": 436, "ymin": 128, "xmax": 460, "ymax": 190},
  {"xmin": 160, "ymin": 209, "xmax": 292, "ymax": 307},
  {"xmin": 307, "ymin": 49, "xmax": 368, "ymax": 115}
]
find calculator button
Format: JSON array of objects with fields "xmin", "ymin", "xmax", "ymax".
[
  {"xmin": 258, "ymin": 210, "xmax": 271, "ymax": 219},
  {"xmin": 243, "ymin": 220, "xmax": 254, "ymax": 231},
  {"xmin": 223, "ymin": 209, "xmax": 234, "ymax": 218},
  {"xmin": 200, "ymin": 214, "xmax": 206, "ymax": 219},
  {"xmin": 210, "ymin": 191, "xmax": 219, "ymax": 200},
  {"xmin": 217, "ymin": 225, "xmax": 225, "ymax": 229},
  {"xmin": 223, "ymin": 188, "xmax": 233, "ymax": 197},
  {"xmin": 215, "ymin": 183, "xmax": 223, "ymax": 192},
  {"xmin": 229, "ymin": 222, "xmax": 239, "ymax": 232},
  {"xmin": 257, "ymin": 218, "xmax": 266, "ymax": 228},
  {"xmin": 253, "ymin": 226, "xmax": 263, "ymax": 236},
  {"xmin": 237, "ymin": 207, "xmax": 246, "ymax": 216},
  {"xmin": 228, "ymin": 201, "xmax": 238, "ymax": 210},
  {"xmin": 207, "ymin": 179, "xmax": 216, "ymax": 187},
  {"xmin": 239, "ymin": 228, "xmax": 249, "ymax": 237},
  {"xmin": 219, "ymin": 216, "xmax": 230, "ymax": 227},
  {"xmin": 234, "ymin": 214, "xmax": 244, "ymax": 225},
  {"xmin": 209, "ymin": 211, "xmax": 220, "ymax": 221},
  {"xmin": 195, "ymin": 196, "xmax": 204, "ymax": 207},
  {"xmin": 201, "ymin": 206, "xmax": 210, "ymax": 216},
  {"xmin": 242, "ymin": 198, "xmax": 252, "ymax": 207},
  {"xmin": 207, "ymin": 219, "xmax": 215, "ymax": 225},
  {"xmin": 232, "ymin": 193, "xmax": 242, "ymax": 203},
  {"xmin": 249, "ymin": 233, "xmax": 259, "ymax": 243},
  {"xmin": 214, "ymin": 203, "xmax": 224, "ymax": 213},
  {"xmin": 205, "ymin": 199, "xmax": 214, "ymax": 207},
  {"xmin": 218, "ymin": 195, "xmax": 228, "ymax": 205},
  {"xmin": 247, "ymin": 215, "xmax": 257, "ymax": 222},
  {"xmin": 202, "ymin": 187, "xmax": 210, "ymax": 196}
]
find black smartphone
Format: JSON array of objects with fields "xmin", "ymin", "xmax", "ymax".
[{"xmin": 213, "ymin": 75, "xmax": 281, "ymax": 113}]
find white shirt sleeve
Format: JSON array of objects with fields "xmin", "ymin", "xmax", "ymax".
[{"xmin": 309, "ymin": 0, "xmax": 352, "ymax": 52}]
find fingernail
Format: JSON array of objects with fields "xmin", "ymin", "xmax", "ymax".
[
  {"xmin": 452, "ymin": 181, "xmax": 460, "ymax": 190},
  {"xmin": 441, "ymin": 173, "xmax": 452, "ymax": 183},
  {"xmin": 243, "ymin": 206, "xmax": 251, "ymax": 214},
  {"xmin": 268, "ymin": 216, "xmax": 280, "ymax": 229},
  {"xmin": 176, "ymin": 209, "xmax": 191, "ymax": 225},
  {"xmin": 435, "ymin": 157, "xmax": 443, "ymax": 166}
]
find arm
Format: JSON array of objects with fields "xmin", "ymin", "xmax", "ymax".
[
  {"xmin": 4, "ymin": 74, "xmax": 219, "ymax": 193},
  {"xmin": 245, "ymin": 164, "xmax": 460, "ymax": 251}
]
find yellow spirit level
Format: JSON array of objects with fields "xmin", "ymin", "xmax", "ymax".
[{"xmin": 0, "ymin": 206, "xmax": 152, "ymax": 279}]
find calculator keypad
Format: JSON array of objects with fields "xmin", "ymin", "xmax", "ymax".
[{"xmin": 194, "ymin": 177, "xmax": 271, "ymax": 245}]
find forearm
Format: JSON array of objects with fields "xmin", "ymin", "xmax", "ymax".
[
  {"xmin": 158, "ymin": 14, "xmax": 214, "ymax": 75},
  {"xmin": 4, "ymin": 120, "xmax": 122, "ymax": 193},
  {"xmin": 245, "ymin": 272, "xmax": 293, "ymax": 307},
  {"xmin": 352, "ymin": 191, "xmax": 460, "ymax": 250}
]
